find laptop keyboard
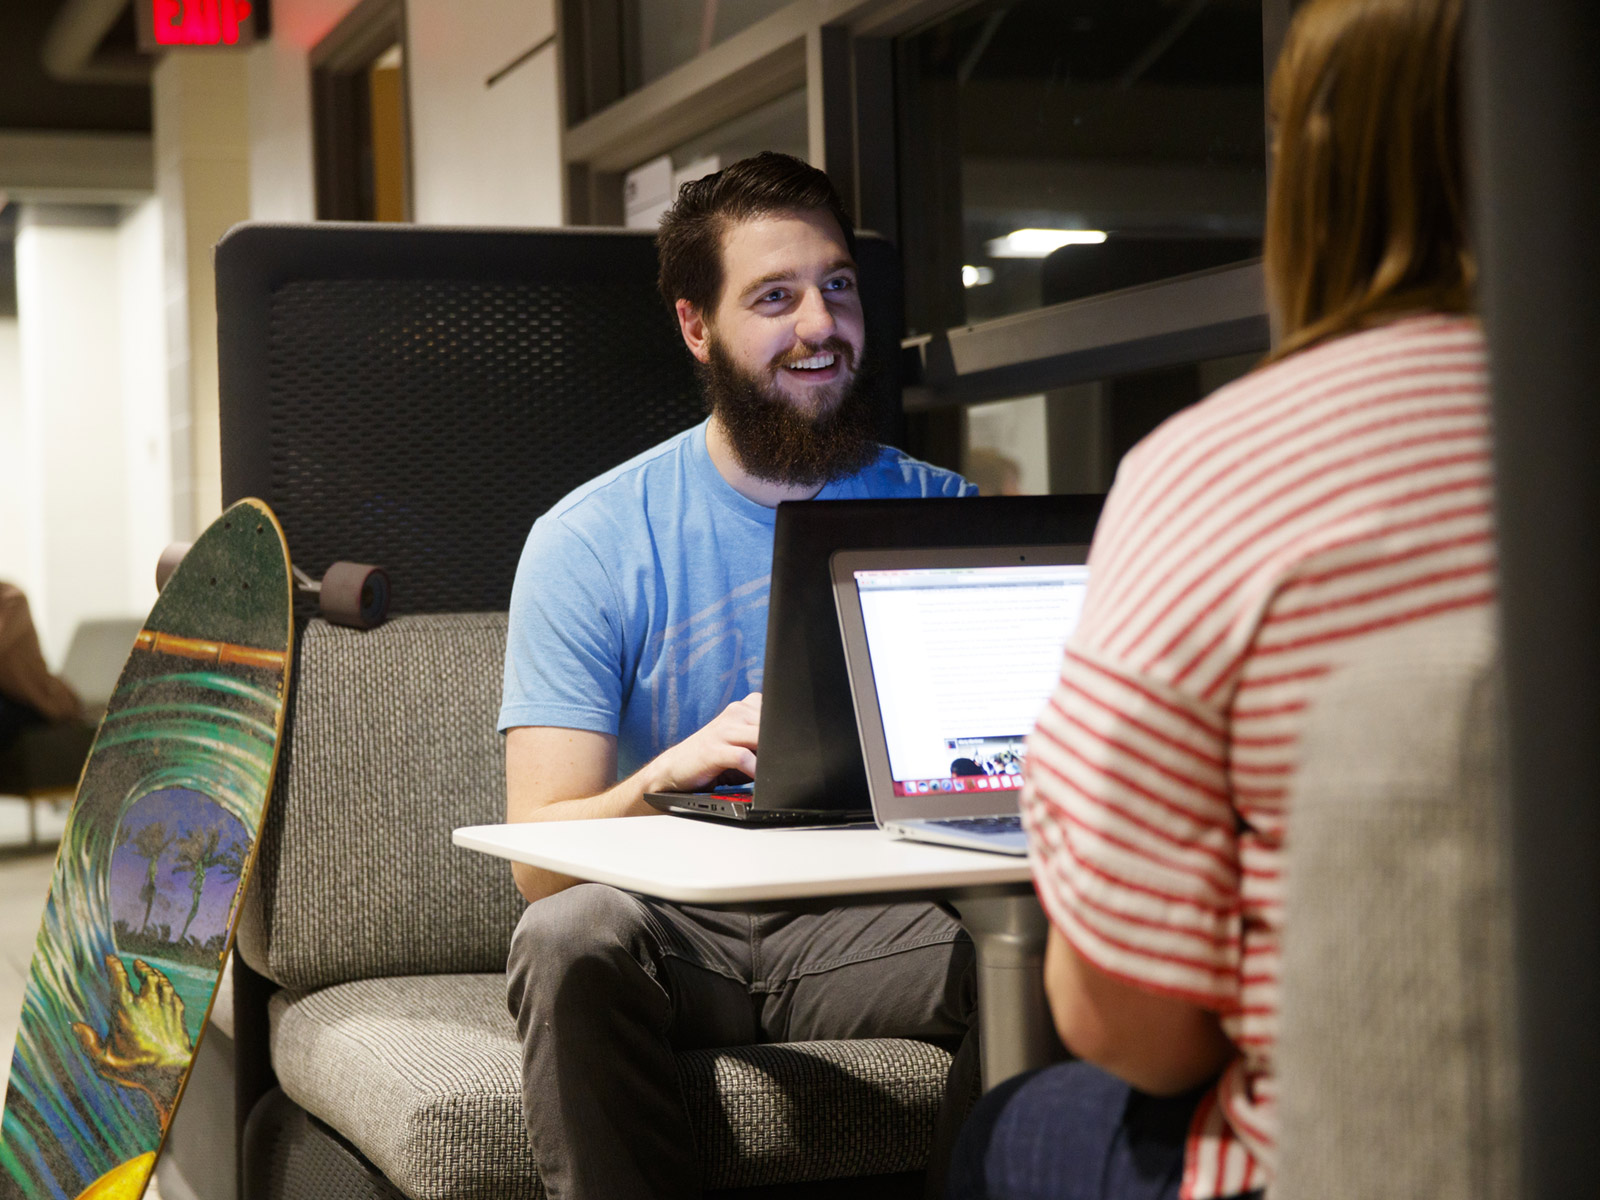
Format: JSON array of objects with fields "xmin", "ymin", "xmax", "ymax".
[{"xmin": 926, "ymin": 815, "xmax": 1023, "ymax": 833}]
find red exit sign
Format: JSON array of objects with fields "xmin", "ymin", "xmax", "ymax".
[{"xmin": 139, "ymin": 0, "xmax": 260, "ymax": 49}]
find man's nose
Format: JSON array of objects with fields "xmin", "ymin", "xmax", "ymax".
[{"xmin": 793, "ymin": 287, "xmax": 836, "ymax": 344}]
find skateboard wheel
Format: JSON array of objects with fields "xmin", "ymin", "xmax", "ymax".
[
  {"xmin": 155, "ymin": 542, "xmax": 193, "ymax": 591},
  {"xmin": 319, "ymin": 562, "xmax": 390, "ymax": 629}
]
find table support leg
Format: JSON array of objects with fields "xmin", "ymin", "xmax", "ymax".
[{"xmin": 949, "ymin": 893, "xmax": 1059, "ymax": 1091}]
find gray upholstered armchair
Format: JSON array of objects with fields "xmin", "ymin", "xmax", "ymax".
[
  {"xmin": 197, "ymin": 220, "xmax": 942, "ymax": 1200},
  {"xmin": 230, "ymin": 613, "xmax": 950, "ymax": 1199}
]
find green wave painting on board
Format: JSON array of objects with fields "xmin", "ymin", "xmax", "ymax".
[{"xmin": 1, "ymin": 501, "xmax": 290, "ymax": 1200}]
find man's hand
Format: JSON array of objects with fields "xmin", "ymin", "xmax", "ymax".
[
  {"xmin": 504, "ymin": 694, "xmax": 762, "ymax": 902},
  {"xmin": 639, "ymin": 693, "xmax": 760, "ymax": 794}
]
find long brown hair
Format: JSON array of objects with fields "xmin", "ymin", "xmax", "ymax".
[{"xmin": 1264, "ymin": 0, "xmax": 1474, "ymax": 359}]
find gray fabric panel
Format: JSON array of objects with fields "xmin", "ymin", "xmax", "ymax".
[
  {"xmin": 678, "ymin": 1038, "xmax": 949, "ymax": 1189},
  {"xmin": 1274, "ymin": 609, "xmax": 1520, "ymax": 1200},
  {"xmin": 244, "ymin": 1087, "xmax": 411, "ymax": 1200},
  {"xmin": 270, "ymin": 975, "xmax": 534, "ymax": 1200},
  {"xmin": 270, "ymin": 974, "xmax": 951, "ymax": 1200},
  {"xmin": 238, "ymin": 614, "xmax": 526, "ymax": 989}
]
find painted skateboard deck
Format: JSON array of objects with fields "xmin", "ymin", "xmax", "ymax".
[{"xmin": 0, "ymin": 499, "xmax": 293, "ymax": 1200}]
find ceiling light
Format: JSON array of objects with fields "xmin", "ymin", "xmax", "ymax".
[
  {"xmin": 961, "ymin": 265, "xmax": 995, "ymax": 288},
  {"xmin": 984, "ymin": 228, "xmax": 1108, "ymax": 258}
]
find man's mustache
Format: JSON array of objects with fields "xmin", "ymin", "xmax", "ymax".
[{"xmin": 769, "ymin": 339, "xmax": 856, "ymax": 372}]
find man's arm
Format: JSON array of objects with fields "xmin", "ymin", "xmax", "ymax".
[
  {"xmin": 1043, "ymin": 926, "xmax": 1232, "ymax": 1096},
  {"xmin": 505, "ymin": 693, "xmax": 762, "ymax": 902}
]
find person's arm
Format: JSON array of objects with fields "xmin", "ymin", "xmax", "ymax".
[
  {"xmin": 1043, "ymin": 925, "xmax": 1232, "ymax": 1096},
  {"xmin": 504, "ymin": 693, "xmax": 761, "ymax": 902},
  {"xmin": 0, "ymin": 583, "xmax": 82, "ymax": 721}
]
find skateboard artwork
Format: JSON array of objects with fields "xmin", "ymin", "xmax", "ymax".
[{"xmin": 0, "ymin": 500, "xmax": 293, "ymax": 1200}]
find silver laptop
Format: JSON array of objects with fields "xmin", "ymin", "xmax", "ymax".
[{"xmin": 831, "ymin": 546, "xmax": 1091, "ymax": 855}]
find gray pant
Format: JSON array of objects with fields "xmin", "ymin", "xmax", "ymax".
[{"xmin": 505, "ymin": 882, "xmax": 977, "ymax": 1200}]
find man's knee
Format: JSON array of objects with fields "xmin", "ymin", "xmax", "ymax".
[{"xmin": 506, "ymin": 883, "xmax": 655, "ymax": 1021}]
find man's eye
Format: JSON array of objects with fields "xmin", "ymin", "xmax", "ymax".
[
  {"xmin": 825, "ymin": 276, "xmax": 855, "ymax": 292},
  {"xmin": 760, "ymin": 290, "xmax": 787, "ymax": 303}
]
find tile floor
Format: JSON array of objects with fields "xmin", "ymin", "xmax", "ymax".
[{"xmin": 0, "ymin": 808, "xmax": 165, "ymax": 1199}]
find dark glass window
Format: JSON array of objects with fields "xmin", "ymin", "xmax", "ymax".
[
  {"xmin": 958, "ymin": 351, "xmax": 1261, "ymax": 495},
  {"xmin": 897, "ymin": 0, "xmax": 1267, "ymax": 335},
  {"xmin": 627, "ymin": 0, "xmax": 793, "ymax": 91},
  {"xmin": 666, "ymin": 89, "xmax": 808, "ymax": 175},
  {"xmin": 623, "ymin": 90, "xmax": 807, "ymax": 229}
]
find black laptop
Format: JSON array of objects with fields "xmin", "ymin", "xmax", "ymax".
[{"xmin": 642, "ymin": 493, "xmax": 1103, "ymax": 825}]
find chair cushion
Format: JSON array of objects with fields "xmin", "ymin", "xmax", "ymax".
[
  {"xmin": 269, "ymin": 974, "xmax": 951, "ymax": 1200},
  {"xmin": 1275, "ymin": 609, "xmax": 1519, "ymax": 1199},
  {"xmin": 238, "ymin": 614, "xmax": 526, "ymax": 989},
  {"xmin": 0, "ymin": 718, "xmax": 96, "ymax": 794}
]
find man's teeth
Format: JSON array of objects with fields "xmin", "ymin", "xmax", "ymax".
[{"xmin": 787, "ymin": 354, "xmax": 836, "ymax": 371}]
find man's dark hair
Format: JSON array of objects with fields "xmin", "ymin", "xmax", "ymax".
[{"xmin": 656, "ymin": 151, "xmax": 856, "ymax": 315}]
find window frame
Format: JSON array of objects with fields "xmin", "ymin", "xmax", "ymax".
[{"xmin": 557, "ymin": 0, "xmax": 1294, "ymax": 410}]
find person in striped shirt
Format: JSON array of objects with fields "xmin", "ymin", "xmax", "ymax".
[{"xmin": 949, "ymin": 0, "xmax": 1487, "ymax": 1197}]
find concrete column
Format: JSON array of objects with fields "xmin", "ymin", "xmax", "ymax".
[{"xmin": 152, "ymin": 49, "xmax": 252, "ymax": 538}]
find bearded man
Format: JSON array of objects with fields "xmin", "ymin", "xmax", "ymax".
[{"xmin": 500, "ymin": 153, "xmax": 977, "ymax": 1200}]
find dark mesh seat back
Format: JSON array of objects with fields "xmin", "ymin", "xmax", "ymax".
[
  {"xmin": 217, "ymin": 222, "xmax": 903, "ymax": 615},
  {"xmin": 217, "ymin": 223, "xmax": 703, "ymax": 614}
]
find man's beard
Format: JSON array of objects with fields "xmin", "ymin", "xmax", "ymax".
[{"xmin": 702, "ymin": 336, "xmax": 880, "ymax": 488}]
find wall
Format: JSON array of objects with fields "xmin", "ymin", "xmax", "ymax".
[
  {"xmin": 13, "ymin": 209, "xmax": 145, "ymax": 663},
  {"xmin": 3, "ymin": 202, "xmax": 169, "ymax": 666},
  {"xmin": 406, "ymin": 0, "xmax": 563, "ymax": 226},
  {"xmin": 248, "ymin": 0, "xmax": 563, "ymax": 225},
  {"xmin": 0, "ymin": 317, "xmax": 29, "ymax": 597},
  {"xmin": 247, "ymin": 0, "xmax": 363, "ymax": 221}
]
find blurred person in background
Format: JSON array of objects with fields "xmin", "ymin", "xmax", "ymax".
[{"xmin": 0, "ymin": 582, "xmax": 82, "ymax": 749}]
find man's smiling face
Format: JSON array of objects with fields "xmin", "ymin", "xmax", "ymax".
[
  {"xmin": 700, "ymin": 208, "xmax": 866, "ymax": 414},
  {"xmin": 678, "ymin": 207, "xmax": 878, "ymax": 488}
]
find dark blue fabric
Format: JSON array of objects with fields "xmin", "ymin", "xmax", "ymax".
[{"xmin": 948, "ymin": 1060, "xmax": 1252, "ymax": 1200}]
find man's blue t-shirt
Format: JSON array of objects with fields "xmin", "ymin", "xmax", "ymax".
[{"xmin": 499, "ymin": 418, "xmax": 972, "ymax": 778}]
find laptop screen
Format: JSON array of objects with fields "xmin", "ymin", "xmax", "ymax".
[{"xmin": 852, "ymin": 562, "xmax": 1090, "ymax": 797}]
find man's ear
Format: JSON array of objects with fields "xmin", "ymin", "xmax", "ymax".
[{"xmin": 676, "ymin": 299, "xmax": 712, "ymax": 365}]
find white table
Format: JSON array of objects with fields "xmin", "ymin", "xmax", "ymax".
[{"xmin": 454, "ymin": 816, "xmax": 1058, "ymax": 1089}]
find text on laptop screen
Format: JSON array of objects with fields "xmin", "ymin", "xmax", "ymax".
[{"xmin": 853, "ymin": 563, "xmax": 1090, "ymax": 796}]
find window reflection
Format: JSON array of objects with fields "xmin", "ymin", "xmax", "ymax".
[
  {"xmin": 965, "ymin": 397, "xmax": 1048, "ymax": 495},
  {"xmin": 623, "ymin": 90, "xmax": 808, "ymax": 228},
  {"xmin": 900, "ymin": 0, "xmax": 1267, "ymax": 333},
  {"xmin": 959, "ymin": 351, "xmax": 1261, "ymax": 496},
  {"xmin": 666, "ymin": 89, "xmax": 808, "ymax": 177},
  {"xmin": 625, "ymin": 0, "xmax": 794, "ymax": 92}
]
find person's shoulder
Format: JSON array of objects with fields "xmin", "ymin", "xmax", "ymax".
[
  {"xmin": 517, "ymin": 422, "xmax": 703, "ymax": 578},
  {"xmin": 1128, "ymin": 313, "xmax": 1485, "ymax": 472},
  {"xmin": 539, "ymin": 422, "xmax": 704, "ymax": 528},
  {"xmin": 1246, "ymin": 312, "xmax": 1484, "ymax": 401},
  {"xmin": 850, "ymin": 444, "xmax": 975, "ymax": 498}
]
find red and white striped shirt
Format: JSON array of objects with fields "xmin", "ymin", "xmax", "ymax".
[{"xmin": 1021, "ymin": 315, "xmax": 1496, "ymax": 1199}]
